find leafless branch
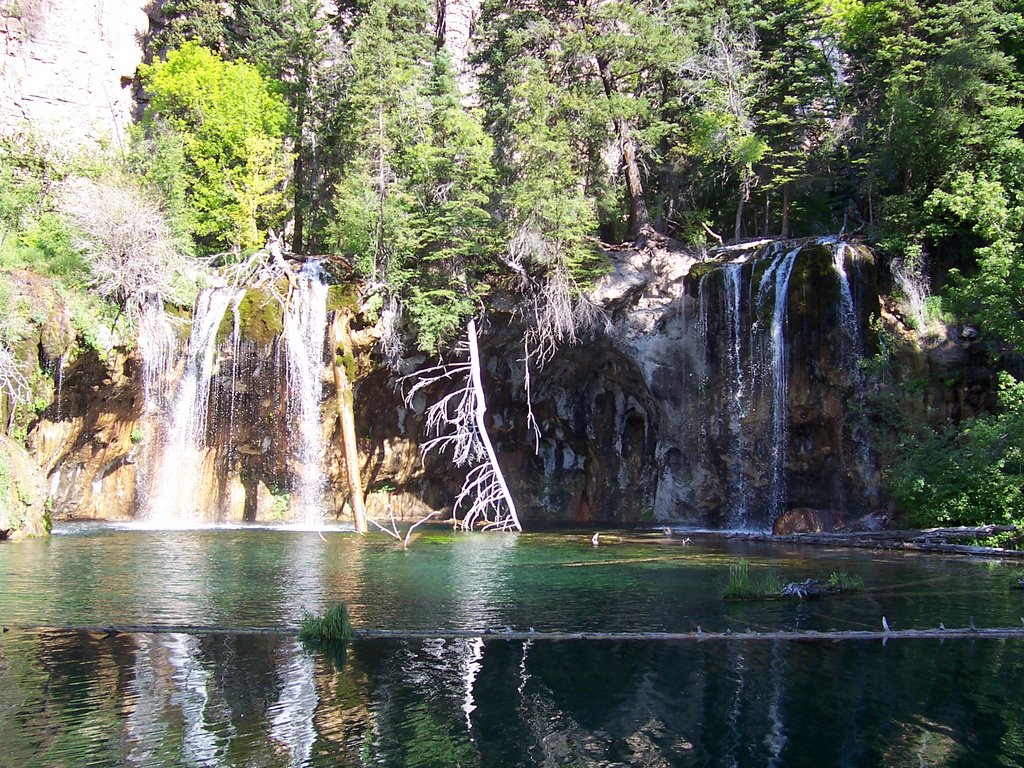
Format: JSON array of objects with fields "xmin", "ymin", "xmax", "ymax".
[
  {"xmin": 400, "ymin": 319, "xmax": 521, "ymax": 532},
  {"xmin": 61, "ymin": 178, "xmax": 192, "ymax": 328},
  {"xmin": 0, "ymin": 343, "xmax": 30, "ymax": 434}
]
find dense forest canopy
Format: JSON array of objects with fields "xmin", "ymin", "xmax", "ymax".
[{"xmin": 4, "ymin": 0, "xmax": 1024, "ymax": 534}]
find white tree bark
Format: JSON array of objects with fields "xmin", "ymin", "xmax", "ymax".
[{"xmin": 402, "ymin": 318, "xmax": 521, "ymax": 532}]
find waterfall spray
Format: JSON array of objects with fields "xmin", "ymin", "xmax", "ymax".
[
  {"xmin": 147, "ymin": 287, "xmax": 242, "ymax": 523},
  {"xmin": 283, "ymin": 262, "xmax": 330, "ymax": 527}
]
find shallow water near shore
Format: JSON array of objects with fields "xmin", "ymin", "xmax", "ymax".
[{"xmin": 2, "ymin": 523, "xmax": 1024, "ymax": 766}]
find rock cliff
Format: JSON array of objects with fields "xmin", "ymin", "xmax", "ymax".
[{"xmin": 0, "ymin": 0, "xmax": 150, "ymax": 146}]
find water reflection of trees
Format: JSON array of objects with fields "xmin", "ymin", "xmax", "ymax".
[{"xmin": 3, "ymin": 631, "xmax": 1024, "ymax": 766}]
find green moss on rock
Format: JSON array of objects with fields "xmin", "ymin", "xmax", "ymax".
[
  {"xmin": 326, "ymin": 284, "xmax": 360, "ymax": 313},
  {"xmin": 237, "ymin": 290, "xmax": 284, "ymax": 345}
]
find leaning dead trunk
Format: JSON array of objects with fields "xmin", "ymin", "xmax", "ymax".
[
  {"xmin": 402, "ymin": 317, "xmax": 521, "ymax": 532},
  {"xmin": 465, "ymin": 318, "xmax": 520, "ymax": 531},
  {"xmin": 331, "ymin": 313, "xmax": 367, "ymax": 533}
]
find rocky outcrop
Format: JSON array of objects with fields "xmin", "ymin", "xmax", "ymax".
[
  {"xmin": 1, "ymin": 0, "xmax": 150, "ymax": 145},
  {"xmin": 0, "ymin": 433, "xmax": 49, "ymax": 539},
  {"xmin": 475, "ymin": 237, "xmax": 882, "ymax": 529}
]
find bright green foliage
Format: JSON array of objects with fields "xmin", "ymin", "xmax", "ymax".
[
  {"xmin": 0, "ymin": 139, "xmax": 87, "ymax": 282},
  {"xmin": 332, "ymin": 0, "xmax": 498, "ymax": 352},
  {"xmin": 139, "ymin": 42, "xmax": 291, "ymax": 253},
  {"xmin": 749, "ymin": 0, "xmax": 836, "ymax": 235},
  {"xmin": 889, "ymin": 373, "xmax": 1024, "ymax": 528},
  {"xmin": 500, "ymin": 59, "xmax": 603, "ymax": 282},
  {"xmin": 230, "ymin": 0, "xmax": 341, "ymax": 253}
]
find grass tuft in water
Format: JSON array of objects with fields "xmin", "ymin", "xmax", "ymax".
[
  {"xmin": 299, "ymin": 602, "xmax": 353, "ymax": 644},
  {"xmin": 826, "ymin": 571, "xmax": 865, "ymax": 593},
  {"xmin": 722, "ymin": 559, "xmax": 785, "ymax": 600}
]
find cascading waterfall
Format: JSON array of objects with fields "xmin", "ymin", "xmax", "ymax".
[
  {"xmin": 722, "ymin": 263, "xmax": 750, "ymax": 527},
  {"xmin": 137, "ymin": 296, "xmax": 180, "ymax": 414},
  {"xmin": 283, "ymin": 262, "xmax": 329, "ymax": 527},
  {"xmin": 698, "ymin": 241, "xmax": 872, "ymax": 528},
  {"xmin": 146, "ymin": 287, "xmax": 243, "ymax": 523},
  {"xmin": 759, "ymin": 246, "xmax": 801, "ymax": 523}
]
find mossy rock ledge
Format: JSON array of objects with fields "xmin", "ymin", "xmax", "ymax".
[{"xmin": 0, "ymin": 434, "xmax": 51, "ymax": 540}]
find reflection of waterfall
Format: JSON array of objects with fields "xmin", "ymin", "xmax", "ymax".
[
  {"xmin": 146, "ymin": 288, "xmax": 244, "ymax": 523},
  {"xmin": 283, "ymin": 262, "xmax": 329, "ymax": 526},
  {"xmin": 126, "ymin": 634, "xmax": 231, "ymax": 767},
  {"xmin": 269, "ymin": 640, "xmax": 319, "ymax": 767}
]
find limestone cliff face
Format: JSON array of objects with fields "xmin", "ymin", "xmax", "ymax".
[
  {"xmin": 26, "ymin": 238, "xmax": 993, "ymax": 530},
  {"xmin": 0, "ymin": 0, "xmax": 150, "ymax": 145},
  {"xmin": 437, "ymin": 0, "xmax": 481, "ymax": 95}
]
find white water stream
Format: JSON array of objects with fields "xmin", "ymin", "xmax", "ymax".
[{"xmin": 283, "ymin": 262, "xmax": 330, "ymax": 527}]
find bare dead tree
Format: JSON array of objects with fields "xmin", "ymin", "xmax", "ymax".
[
  {"xmin": 61, "ymin": 178, "xmax": 192, "ymax": 327},
  {"xmin": 367, "ymin": 497, "xmax": 442, "ymax": 548},
  {"xmin": 401, "ymin": 318, "xmax": 521, "ymax": 532},
  {"xmin": 0, "ymin": 343, "xmax": 29, "ymax": 434}
]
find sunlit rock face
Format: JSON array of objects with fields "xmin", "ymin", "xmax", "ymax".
[
  {"xmin": 483, "ymin": 238, "xmax": 883, "ymax": 530},
  {"xmin": 0, "ymin": 433, "xmax": 49, "ymax": 538},
  {"xmin": 25, "ymin": 239, "xmax": 892, "ymax": 530},
  {"xmin": 0, "ymin": 0, "xmax": 150, "ymax": 145}
]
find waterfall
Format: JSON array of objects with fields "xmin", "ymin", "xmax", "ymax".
[
  {"xmin": 756, "ymin": 246, "xmax": 800, "ymax": 523},
  {"xmin": 138, "ymin": 296, "xmax": 179, "ymax": 414},
  {"xmin": 722, "ymin": 263, "xmax": 750, "ymax": 528},
  {"xmin": 146, "ymin": 287, "xmax": 243, "ymax": 523},
  {"xmin": 283, "ymin": 262, "xmax": 329, "ymax": 527}
]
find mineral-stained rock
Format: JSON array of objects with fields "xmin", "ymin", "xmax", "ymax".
[
  {"xmin": 772, "ymin": 508, "xmax": 847, "ymax": 535},
  {"xmin": 0, "ymin": 434, "xmax": 50, "ymax": 539}
]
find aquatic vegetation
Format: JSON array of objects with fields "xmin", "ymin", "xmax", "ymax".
[
  {"xmin": 722, "ymin": 559, "xmax": 785, "ymax": 600},
  {"xmin": 826, "ymin": 571, "xmax": 865, "ymax": 593},
  {"xmin": 298, "ymin": 602, "xmax": 352, "ymax": 644}
]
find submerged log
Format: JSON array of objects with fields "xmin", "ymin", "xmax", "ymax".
[
  {"xmin": 738, "ymin": 526, "xmax": 1023, "ymax": 558},
  {"xmin": 18, "ymin": 623, "xmax": 1024, "ymax": 643}
]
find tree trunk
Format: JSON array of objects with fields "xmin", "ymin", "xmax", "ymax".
[
  {"xmin": 331, "ymin": 314, "xmax": 367, "ymax": 533},
  {"xmin": 780, "ymin": 182, "xmax": 791, "ymax": 239},
  {"xmin": 466, "ymin": 318, "xmax": 521, "ymax": 531},
  {"xmin": 595, "ymin": 56, "xmax": 650, "ymax": 239},
  {"xmin": 734, "ymin": 193, "xmax": 745, "ymax": 242}
]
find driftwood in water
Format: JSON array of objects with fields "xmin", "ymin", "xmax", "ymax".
[
  {"xmin": 17, "ymin": 623, "xmax": 1024, "ymax": 643},
  {"xmin": 734, "ymin": 525, "xmax": 1024, "ymax": 558}
]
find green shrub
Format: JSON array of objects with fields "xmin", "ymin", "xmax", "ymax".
[
  {"xmin": 888, "ymin": 372, "xmax": 1024, "ymax": 530},
  {"xmin": 826, "ymin": 571, "xmax": 865, "ymax": 593}
]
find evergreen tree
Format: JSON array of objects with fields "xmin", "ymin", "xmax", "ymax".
[
  {"xmin": 749, "ymin": 0, "xmax": 836, "ymax": 237},
  {"xmin": 331, "ymin": 0, "xmax": 498, "ymax": 353}
]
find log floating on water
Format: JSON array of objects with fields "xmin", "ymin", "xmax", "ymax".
[
  {"xmin": 730, "ymin": 525, "xmax": 1024, "ymax": 558},
  {"xmin": 9, "ymin": 623, "xmax": 1024, "ymax": 643}
]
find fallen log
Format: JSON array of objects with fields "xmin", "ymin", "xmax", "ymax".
[{"xmin": 10, "ymin": 623, "xmax": 1024, "ymax": 643}]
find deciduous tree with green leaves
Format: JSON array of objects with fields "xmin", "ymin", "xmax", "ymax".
[{"xmin": 138, "ymin": 42, "xmax": 291, "ymax": 254}]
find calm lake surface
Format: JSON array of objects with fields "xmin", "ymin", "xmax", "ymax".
[{"xmin": 1, "ymin": 524, "xmax": 1023, "ymax": 766}]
